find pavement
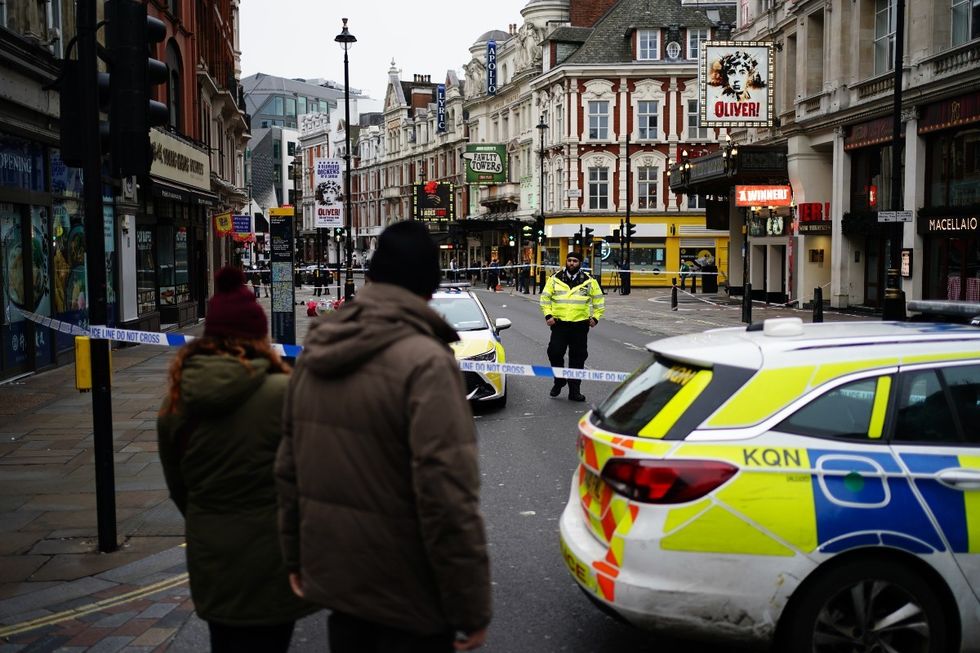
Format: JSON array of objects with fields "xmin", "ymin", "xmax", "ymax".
[{"xmin": 0, "ymin": 282, "xmax": 873, "ymax": 651}]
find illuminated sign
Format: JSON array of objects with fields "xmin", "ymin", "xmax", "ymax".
[
  {"xmin": 487, "ymin": 40, "xmax": 497, "ymax": 95},
  {"xmin": 735, "ymin": 185, "xmax": 793, "ymax": 207},
  {"xmin": 700, "ymin": 41, "xmax": 774, "ymax": 128},
  {"xmin": 436, "ymin": 85, "xmax": 446, "ymax": 132},
  {"xmin": 413, "ymin": 181, "xmax": 455, "ymax": 222}
]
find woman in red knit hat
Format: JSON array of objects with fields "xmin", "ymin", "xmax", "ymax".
[{"xmin": 157, "ymin": 267, "xmax": 314, "ymax": 653}]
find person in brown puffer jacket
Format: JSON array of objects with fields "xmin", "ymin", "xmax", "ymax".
[{"xmin": 276, "ymin": 221, "xmax": 491, "ymax": 653}]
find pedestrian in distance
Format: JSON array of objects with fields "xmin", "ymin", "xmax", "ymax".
[
  {"xmin": 486, "ymin": 259, "xmax": 500, "ymax": 292},
  {"xmin": 540, "ymin": 250, "xmax": 605, "ymax": 402},
  {"xmin": 679, "ymin": 259, "xmax": 692, "ymax": 291},
  {"xmin": 312, "ymin": 267, "xmax": 322, "ymax": 297},
  {"xmin": 519, "ymin": 260, "xmax": 530, "ymax": 294},
  {"xmin": 157, "ymin": 267, "xmax": 314, "ymax": 653},
  {"xmin": 276, "ymin": 220, "xmax": 491, "ymax": 653},
  {"xmin": 260, "ymin": 264, "xmax": 271, "ymax": 298}
]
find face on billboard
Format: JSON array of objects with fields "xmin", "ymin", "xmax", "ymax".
[{"xmin": 701, "ymin": 42, "xmax": 773, "ymax": 127}]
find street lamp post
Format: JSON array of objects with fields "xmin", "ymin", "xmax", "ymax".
[
  {"xmin": 336, "ymin": 18, "xmax": 357, "ymax": 300},
  {"xmin": 536, "ymin": 116, "xmax": 548, "ymax": 290}
]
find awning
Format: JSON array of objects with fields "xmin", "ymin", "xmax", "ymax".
[{"xmin": 150, "ymin": 177, "xmax": 220, "ymax": 207}]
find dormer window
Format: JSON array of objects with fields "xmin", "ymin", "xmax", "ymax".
[{"xmin": 637, "ymin": 29, "xmax": 660, "ymax": 60}]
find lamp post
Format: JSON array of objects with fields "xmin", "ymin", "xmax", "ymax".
[
  {"xmin": 536, "ymin": 116, "xmax": 548, "ymax": 288},
  {"xmin": 335, "ymin": 18, "xmax": 357, "ymax": 300}
]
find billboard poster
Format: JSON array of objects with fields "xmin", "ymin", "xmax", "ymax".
[
  {"xmin": 232, "ymin": 214, "xmax": 254, "ymax": 242},
  {"xmin": 487, "ymin": 40, "xmax": 497, "ymax": 95},
  {"xmin": 462, "ymin": 144, "xmax": 507, "ymax": 184},
  {"xmin": 436, "ymin": 85, "xmax": 447, "ymax": 132},
  {"xmin": 314, "ymin": 158, "xmax": 344, "ymax": 228},
  {"xmin": 700, "ymin": 41, "xmax": 774, "ymax": 127},
  {"xmin": 413, "ymin": 182, "xmax": 455, "ymax": 222}
]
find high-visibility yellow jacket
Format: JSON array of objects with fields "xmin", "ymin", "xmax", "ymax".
[{"xmin": 540, "ymin": 270, "xmax": 605, "ymax": 323}]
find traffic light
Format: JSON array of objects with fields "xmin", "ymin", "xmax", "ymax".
[
  {"xmin": 522, "ymin": 224, "xmax": 532, "ymax": 237},
  {"xmin": 107, "ymin": 0, "xmax": 169, "ymax": 177},
  {"xmin": 609, "ymin": 229, "xmax": 620, "ymax": 244},
  {"xmin": 508, "ymin": 233, "xmax": 515, "ymax": 247},
  {"xmin": 625, "ymin": 221, "xmax": 638, "ymax": 239},
  {"xmin": 583, "ymin": 226, "xmax": 595, "ymax": 242},
  {"xmin": 534, "ymin": 216, "xmax": 545, "ymax": 242},
  {"xmin": 572, "ymin": 232, "xmax": 581, "ymax": 247}
]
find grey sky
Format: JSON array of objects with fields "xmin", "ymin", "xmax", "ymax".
[{"xmin": 240, "ymin": 0, "xmax": 532, "ymax": 104}]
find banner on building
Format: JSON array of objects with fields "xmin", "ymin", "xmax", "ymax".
[
  {"xmin": 213, "ymin": 211, "xmax": 233, "ymax": 236},
  {"xmin": 413, "ymin": 181, "xmax": 455, "ymax": 222},
  {"xmin": 487, "ymin": 40, "xmax": 497, "ymax": 95},
  {"xmin": 314, "ymin": 158, "xmax": 344, "ymax": 228},
  {"xmin": 700, "ymin": 41, "xmax": 774, "ymax": 128},
  {"xmin": 232, "ymin": 214, "xmax": 254, "ymax": 242},
  {"xmin": 436, "ymin": 85, "xmax": 447, "ymax": 132},
  {"xmin": 462, "ymin": 144, "xmax": 507, "ymax": 184}
]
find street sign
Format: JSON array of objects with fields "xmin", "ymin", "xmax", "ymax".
[
  {"xmin": 878, "ymin": 210, "xmax": 914, "ymax": 223},
  {"xmin": 566, "ymin": 189, "xmax": 582, "ymax": 198}
]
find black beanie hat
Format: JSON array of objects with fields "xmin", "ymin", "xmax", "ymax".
[
  {"xmin": 566, "ymin": 250, "xmax": 584, "ymax": 261},
  {"xmin": 367, "ymin": 221, "xmax": 441, "ymax": 297}
]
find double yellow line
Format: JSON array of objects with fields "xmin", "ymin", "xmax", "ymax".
[{"xmin": 0, "ymin": 573, "xmax": 189, "ymax": 639}]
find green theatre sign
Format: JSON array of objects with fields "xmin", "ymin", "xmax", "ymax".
[{"xmin": 463, "ymin": 143, "xmax": 507, "ymax": 184}]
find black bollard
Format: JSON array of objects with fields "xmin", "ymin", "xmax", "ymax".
[
  {"xmin": 692, "ymin": 273, "xmax": 698, "ymax": 294},
  {"xmin": 742, "ymin": 283, "xmax": 752, "ymax": 324},
  {"xmin": 671, "ymin": 284, "xmax": 678, "ymax": 311},
  {"xmin": 813, "ymin": 287, "xmax": 824, "ymax": 323}
]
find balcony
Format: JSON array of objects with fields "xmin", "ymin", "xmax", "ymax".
[
  {"xmin": 852, "ymin": 71, "xmax": 895, "ymax": 101},
  {"xmin": 927, "ymin": 40, "xmax": 980, "ymax": 78},
  {"xmin": 479, "ymin": 182, "xmax": 521, "ymax": 205}
]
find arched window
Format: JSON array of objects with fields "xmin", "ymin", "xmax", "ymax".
[{"xmin": 166, "ymin": 41, "xmax": 182, "ymax": 131}]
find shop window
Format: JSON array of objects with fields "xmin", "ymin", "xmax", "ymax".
[
  {"xmin": 588, "ymin": 167, "xmax": 609, "ymax": 210},
  {"xmin": 874, "ymin": 0, "xmax": 896, "ymax": 75},
  {"xmin": 927, "ymin": 131, "xmax": 980, "ymax": 207},
  {"xmin": 588, "ymin": 101, "xmax": 609, "ymax": 140},
  {"xmin": 638, "ymin": 101, "xmax": 659, "ymax": 140},
  {"xmin": 605, "ymin": 243, "xmax": 666, "ymax": 270},
  {"xmin": 156, "ymin": 225, "xmax": 189, "ymax": 308},
  {"xmin": 637, "ymin": 29, "xmax": 660, "ymax": 60},
  {"xmin": 136, "ymin": 227, "xmax": 156, "ymax": 315},
  {"xmin": 637, "ymin": 166, "xmax": 658, "ymax": 209},
  {"xmin": 951, "ymin": 0, "xmax": 980, "ymax": 46}
]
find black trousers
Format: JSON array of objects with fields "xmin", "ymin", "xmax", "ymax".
[
  {"xmin": 207, "ymin": 620, "xmax": 295, "ymax": 653},
  {"xmin": 547, "ymin": 320, "xmax": 590, "ymax": 391},
  {"xmin": 328, "ymin": 611, "xmax": 455, "ymax": 653}
]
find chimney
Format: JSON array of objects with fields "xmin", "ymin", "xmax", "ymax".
[{"xmin": 569, "ymin": 0, "xmax": 618, "ymax": 27}]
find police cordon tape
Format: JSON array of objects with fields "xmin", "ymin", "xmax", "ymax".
[{"xmin": 15, "ymin": 308, "xmax": 631, "ymax": 383}]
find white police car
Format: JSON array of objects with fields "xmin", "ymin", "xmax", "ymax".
[
  {"xmin": 559, "ymin": 318, "xmax": 980, "ymax": 651},
  {"xmin": 429, "ymin": 284, "xmax": 510, "ymax": 407}
]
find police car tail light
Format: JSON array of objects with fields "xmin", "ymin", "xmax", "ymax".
[{"xmin": 601, "ymin": 459, "xmax": 737, "ymax": 504}]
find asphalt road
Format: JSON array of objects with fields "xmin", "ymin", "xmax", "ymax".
[{"xmin": 470, "ymin": 289, "xmax": 754, "ymax": 653}]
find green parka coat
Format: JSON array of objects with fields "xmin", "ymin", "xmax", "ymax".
[{"xmin": 158, "ymin": 354, "xmax": 315, "ymax": 626}]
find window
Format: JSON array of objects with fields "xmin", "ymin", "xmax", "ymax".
[
  {"xmin": 273, "ymin": 140, "xmax": 281, "ymax": 159},
  {"xmin": 165, "ymin": 42, "xmax": 182, "ymax": 131},
  {"xmin": 687, "ymin": 193, "xmax": 705, "ymax": 209},
  {"xmin": 952, "ymin": 0, "xmax": 980, "ymax": 46},
  {"xmin": 297, "ymin": 96, "xmax": 307, "ymax": 115},
  {"xmin": 688, "ymin": 28, "xmax": 708, "ymax": 60},
  {"xmin": 287, "ymin": 141, "xmax": 296, "ymax": 157},
  {"xmin": 946, "ymin": 365, "xmax": 980, "ymax": 442},
  {"xmin": 319, "ymin": 100, "xmax": 330, "ymax": 113},
  {"xmin": 638, "ymin": 166, "xmax": 658, "ymax": 209},
  {"xmin": 588, "ymin": 101, "xmax": 609, "ymax": 140},
  {"xmin": 894, "ymin": 370, "xmax": 959, "ymax": 442},
  {"xmin": 778, "ymin": 378, "xmax": 879, "ymax": 439},
  {"xmin": 588, "ymin": 167, "xmax": 609, "ymax": 209},
  {"xmin": 285, "ymin": 97, "xmax": 296, "ymax": 117},
  {"xmin": 637, "ymin": 29, "xmax": 660, "ymax": 60},
  {"xmin": 273, "ymin": 163, "xmax": 282, "ymax": 184},
  {"xmin": 874, "ymin": 0, "xmax": 896, "ymax": 75},
  {"xmin": 687, "ymin": 99, "xmax": 710, "ymax": 140},
  {"xmin": 637, "ymin": 101, "xmax": 659, "ymax": 140},
  {"xmin": 272, "ymin": 96, "xmax": 285, "ymax": 116}
]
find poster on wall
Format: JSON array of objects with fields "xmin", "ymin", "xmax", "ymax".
[
  {"xmin": 314, "ymin": 158, "xmax": 344, "ymax": 228},
  {"xmin": 413, "ymin": 182, "xmax": 455, "ymax": 223},
  {"xmin": 700, "ymin": 41, "xmax": 774, "ymax": 127},
  {"xmin": 462, "ymin": 144, "xmax": 507, "ymax": 184}
]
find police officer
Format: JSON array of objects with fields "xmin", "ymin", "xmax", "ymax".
[{"xmin": 540, "ymin": 250, "xmax": 605, "ymax": 402}]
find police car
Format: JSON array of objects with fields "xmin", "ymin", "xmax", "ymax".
[
  {"xmin": 559, "ymin": 318, "xmax": 980, "ymax": 651},
  {"xmin": 429, "ymin": 284, "xmax": 510, "ymax": 407}
]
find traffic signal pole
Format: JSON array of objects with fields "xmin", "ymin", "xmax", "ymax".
[{"xmin": 78, "ymin": 0, "xmax": 117, "ymax": 553}]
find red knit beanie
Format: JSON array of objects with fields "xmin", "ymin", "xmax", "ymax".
[{"xmin": 204, "ymin": 267, "xmax": 268, "ymax": 340}]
